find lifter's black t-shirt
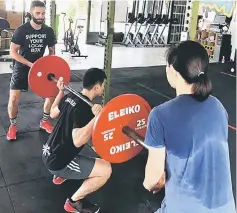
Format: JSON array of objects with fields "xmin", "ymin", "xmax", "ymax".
[
  {"xmin": 43, "ymin": 93, "xmax": 94, "ymax": 171},
  {"xmin": 11, "ymin": 22, "xmax": 57, "ymax": 68}
]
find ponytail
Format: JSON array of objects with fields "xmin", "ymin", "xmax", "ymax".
[
  {"xmin": 166, "ymin": 40, "xmax": 213, "ymax": 102},
  {"xmin": 192, "ymin": 69, "xmax": 212, "ymax": 102}
]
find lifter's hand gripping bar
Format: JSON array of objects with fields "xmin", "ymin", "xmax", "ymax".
[{"xmin": 47, "ymin": 73, "xmax": 94, "ymax": 107}]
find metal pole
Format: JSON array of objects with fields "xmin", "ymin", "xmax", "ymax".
[
  {"xmin": 22, "ymin": 0, "xmax": 26, "ymax": 24},
  {"xmin": 167, "ymin": 0, "xmax": 175, "ymax": 44},
  {"xmin": 189, "ymin": 0, "xmax": 200, "ymax": 41},
  {"xmin": 85, "ymin": 0, "xmax": 91, "ymax": 44},
  {"xmin": 101, "ymin": 0, "xmax": 115, "ymax": 106},
  {"xmin": 51, "ymin": 1, "xmax": 56, "ymax": 31}
]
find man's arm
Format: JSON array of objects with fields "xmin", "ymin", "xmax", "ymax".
[
  {"xmin": 47, "ymin": 28, "xmax": 57, "ymax": 56},
  {"xmin": 50, "ymin": 77, "xmax": 65, "ymax": 119},
  {"xmin": 72, "ymin": 117, "xmax": 96, "ymax": 148},
  {"xmin": 48, "ymin": 46, "xmax": 55, "ymax": 55},
  {"xmin": 10, "ymin": 27, "xmax": 33, "ymax": 68},
  {"xmin": 72, "ymin": 104, "xmax": 102, "ymax": 148},
  {"xmin": 10, "ymin": 43, "xmax": 33, "ymax": 68},
  {"xmin": 50, "ymin": 90, "xmax": 64, "ymax": 119}
]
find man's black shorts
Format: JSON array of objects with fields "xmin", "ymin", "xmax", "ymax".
[
  {"xmin": 48, "ymin": 155, "xmax": 96, "ymax": 180},
  {"xmin": 10, "ymin": 66, "xmax": 30, "ymax": 91}
]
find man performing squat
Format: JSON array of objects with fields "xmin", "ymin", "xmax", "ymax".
[
  {"xmin": 42, "ymin": 68, "xmax": 112, "ymax": 213},
  {"xmin": 7, "ymin": 0, "xmax": 57, "ymax": 140}
]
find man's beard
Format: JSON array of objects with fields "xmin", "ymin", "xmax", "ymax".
[{"xmin": 32, "ymin": 16, "xmax": 45, "ymax": 25}]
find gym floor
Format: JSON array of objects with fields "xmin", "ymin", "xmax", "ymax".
[{"xmin": 0, "ymin": 47, "xmax": 235, "ymax": 213}]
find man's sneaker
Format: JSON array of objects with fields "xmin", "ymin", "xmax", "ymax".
[
  {"xmin": 64, "ymin": 198, "xmax": 100, "ymax": 213},
  {"xmin": 40, "ymin": 120, "xmax": 53, "ymax": 133},
  {"xmin": 7, "ymin": 125, "xmax": 17, "ymax": 140},
  {"xmin": 52, "ymin": 175, "xmax": 66, "ymax": 185}
]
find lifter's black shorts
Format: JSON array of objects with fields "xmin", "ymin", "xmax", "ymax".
[
  {"xmin": 49, "ymin": 155, "xmax": 96, "ymax": 180},
  {"xmin": 10, "ymin": 66, "xmax": 30, "ymax": 91}
]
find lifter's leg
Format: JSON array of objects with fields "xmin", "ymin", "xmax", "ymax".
[
  {"xmin": 64, "ymin": 158, "xmax": 112, "ymax": 213},
  {"xmin": 40, "ymin": 97, "xmax": 55, "ymax": 133},
  {"xmin": 7, "ymin": 90, "xmax": 21, "ymax": 140},
  {"xmin": 71, "ymin": 158, "xmax": 112, "ymax": 201}
]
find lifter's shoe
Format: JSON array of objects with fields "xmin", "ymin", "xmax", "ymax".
[
  {"xmin": 64, "ymin": 198, "xmax": 100, "ymax": 213},
  {"xmin": 7, "ymin": 125, "xmax": 17, "ymax": 140},
  {"xmin": 40, "ymin": 120, "xmax": 53, "ymax": 133},
  {"xmin": 52, "ymin": 175, "xmax": 66, "ymax": 185}
]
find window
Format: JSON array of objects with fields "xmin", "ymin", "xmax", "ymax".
[{"xmin": 6, "ymin": 0, "xmax": 32, "ymax": 12}]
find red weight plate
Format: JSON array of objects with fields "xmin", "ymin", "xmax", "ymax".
[
  {"xmin": 28, "ymin": 55, "xmax": 71, "ymax": 98},
  {"xmin": 92, "ymin": 94, "xmax": 151, "ymax": 163}
]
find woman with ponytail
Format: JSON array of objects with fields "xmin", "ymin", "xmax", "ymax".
[{"xmin": 142, "ymin": 41, "xmax": 235, "ymax": 213}]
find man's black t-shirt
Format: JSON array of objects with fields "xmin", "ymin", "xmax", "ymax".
[
  {"xmin": 43, "ymin": 93, "xmax": 94, "ymax": 171},
  {"xmin": 11, "ymin": 22, "xmax": 57, "ymax": 68}
]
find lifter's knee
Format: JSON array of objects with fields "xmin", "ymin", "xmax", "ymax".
[
  {"xmin": 104, "ymin": 160, "xmax": 112, "ymax": 180},
  {"xmin": 91, "ymin": 158, "xmax": 112, "ymax": 181},
  {"xmin": 100, "ymin": 159, "xmax": 112, "ymax": 180}
]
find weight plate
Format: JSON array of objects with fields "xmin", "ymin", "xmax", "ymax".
[
  {"xmin": 28, "ymin": 55, "xmax": 71, "ymax": 98},
  {"xmin": 92, "ymin": 94, "xmax": 151, "ymax": 163}
]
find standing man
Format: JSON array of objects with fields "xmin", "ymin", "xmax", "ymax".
[{"xmin": 7, "ymin": 0, "xmax": 57, "ymax": 140}]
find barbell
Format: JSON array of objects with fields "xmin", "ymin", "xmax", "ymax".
[
  {"xmin": 29, "ymin": 55, "xmax": 166, "ymax": 192},
  {"xmin": 28, "ymin": 55, "xmax": 151, "ymax": 163}
]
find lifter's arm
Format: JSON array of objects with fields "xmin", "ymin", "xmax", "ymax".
[
  {"xmin": 72, "ymin": 117, "xmax": 96, "ymax": 148},
  {"xmin": 50, "ymin": 90, "xmax": 64, "ymax": 119},
  {"xmin": 10, "ymin": 43, "xmax": 33, "ymax": 68},
  {"xmin": 50, "ymin": 78, "xmax": 65, "ymax": 119},
  {"xmin": 72, "ymin": 105, "xmax": 102, "ymax": 148}
]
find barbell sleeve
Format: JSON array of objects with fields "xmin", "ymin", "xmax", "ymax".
[
  {"xmin": 122, "ymin": 126, "xmax": 149, "ymax": 150},
  {"xmin": 48, "ymin": 73, "xmax": 94, "ymax": 107}
]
